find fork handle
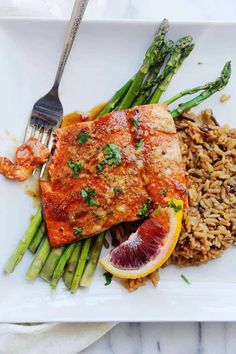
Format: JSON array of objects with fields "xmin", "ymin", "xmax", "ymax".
[{"xmin": 53, "ymin": 0, "xmax": 89, "ymax": 88}]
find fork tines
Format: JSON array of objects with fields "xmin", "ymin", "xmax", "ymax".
[{"xmin": 24, "ymin": 87, "xmax": 63, "ymax": 177}]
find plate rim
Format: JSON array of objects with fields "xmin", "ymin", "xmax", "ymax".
[
  {"xmin": 0, "ymin": 17, "xmax": 236, "ymax": 323},
  {"xmin": 1, "ymin": 16, "xmax": 236, "ymax": 26}
]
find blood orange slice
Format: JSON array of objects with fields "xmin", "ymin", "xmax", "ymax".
[{"xmin": 99, "ymin": 199, "xmax": 183, "ymax": 279}]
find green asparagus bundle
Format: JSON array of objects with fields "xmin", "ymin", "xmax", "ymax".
[
  {"xmin": 29, "ymin": 222, "xmax": 45, "ymax": 253},
  {"xmin": 26, "ymin": 237, "xmax": 51, "ymax": 280},
  {"xmin": 149, "ymin": 42, "xmax": 195, "ymax": 103},
  {"xmin": 4, "ymin": 18, "xmax": 231, "ymax": 294},
  {"xmin": 5, "ymin": 207, "xmax": 42, "ymax": 273},
  {"xmin": 63, "ymin": 242, "xmax": 83, "ymax": 288},
  {"xmin": 80, "ymin": 233, "xmax": 105, "ymax": 287},
  {"xmin": 118, "ymin": 18, "xmax": 169, "ymax": 110},
  {"xmin": 170, "ymin": 61, "xmax": 231, "ymax": 117},
  {"xmin": 132, "ymin": 40, "xmax": 174, "ymax": 106},
  {"xmin": 51, "ymin": 244, "xmax": 76, "ymax": 289}
]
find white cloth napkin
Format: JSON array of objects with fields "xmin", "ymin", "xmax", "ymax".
[
  {"xmin": 0, "ymin": 322, "xmax": 116, "ymax": 354},
  {"xmin": 0, "ymin": 1, "xmax": 115, "ymax": 353}
]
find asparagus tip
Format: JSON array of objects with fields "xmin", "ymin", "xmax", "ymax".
[
  {"xmin": 221, "ymin": 61, "xmax": 231, "ymax": 82},
  {"xmin": 176, "ymin": 36, "xmax": 193, "ymax": 49},
  {"xmin": 156, "ymin": 18, "xmax": 169, "ymax": 35}
]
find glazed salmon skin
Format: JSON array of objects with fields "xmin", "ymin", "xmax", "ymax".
[{"xmin": 40, "ymin": 104, "xmax": 186, "ymax": 247}]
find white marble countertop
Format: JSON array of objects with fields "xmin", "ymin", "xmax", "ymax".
[
  {"xmin": 82, "ymin": 322, "xmax": 236, "ymax": 354},
  {"xmin": 1, "ymin": 1, "xmax": 236, "ymax": 353},
  {"xmin": 2, "ymin": 0, "xmax": 236, "ymax": 21}
]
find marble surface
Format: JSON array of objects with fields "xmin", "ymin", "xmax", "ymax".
[
  {"xmin": 1, "ymin": 1, "xmax": 236, "ymax": 353},
  {"xmin": 81, "ymin": 323, "xmax": 236, "ymax": 354},
  {"xmin": 1, "ymin": 0, "xmax": 236, "ymax": 21}
]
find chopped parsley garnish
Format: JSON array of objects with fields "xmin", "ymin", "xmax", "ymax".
[
  {"xmin": 104, "ymin": 143, "xmax": 122, "ymax": 166},
  {"xmin": 78, "ymin": 131, "xmax": 90, "ymax": 144},
  {"xmin": 155, "ymin": 205, "xmax": 161, "ymax": 213},
  {"xmin": 181, "ymin": 274, "xmax": 191, "ymax": 285},
  {"xmin": 103, "ymin": 272, "xmax": 113, "ymax": 286},
  {"xmin": 97, "ymin": 143, "xmax": 122, "ymax": 172},
  {"xmin": 96, "ymin": 161, "xmax": 106, "ymax": 172},
  {"xmin": 73, "ymin": 227, "xmax": 83, "ymax": 237},
  {"xmin": 131, "ymin": 117, "xmax": 139, "ymax": 129},
  {"xmin": 92, "ymin": 210, "xmax": 103, "ymax": 219},
  {"xmin": 81, "ymin": 188, "xmax": 100, "ymax": 207},
  {"xmin": 113, "ymin": 187, "xmax": 123, "ymax": 194},
  {"xmin": 167, "ymin": 198, "xmax": 182, "ymax": 213},
  {"xmin": 135, "ymin": 138, "xmax": 144, "ymax": 149},
  {"xmin": 158, "ymin": 187, "xmax": 168, "ymax": 196},
  {"xmin": 68, "ymin": 160, "xmax": 83, "ymax": 178},
  {"xmin": 137, "ymin": 197, "xmax": 152, "ymax": 217}
]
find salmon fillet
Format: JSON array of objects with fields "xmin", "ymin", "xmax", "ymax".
[
  {"xmin": 0, "ymin": 137, "xmax": 50, "ymax": 181},
  {"xmin": 41, "ymin": 104, "xmax": 186, "ymax": 247},
  {"xmin": 41, "ymin": 109, "xmax": 149, "ymax": 247}
]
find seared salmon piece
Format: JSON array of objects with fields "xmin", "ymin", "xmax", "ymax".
[
  {"xmin": 0, "ymin": 137, "xmax": 50, "ymax": 181},
  {"xmin": 41, "ymin": 110, "xmax": 149, "ymax": 247},
  {"xmin": 41, "ymin": 104, "xmax": 186, "ymax": 247},
  {"xmin": 0, "ymin": 157, "xmax": 32, "ymax": 182}
]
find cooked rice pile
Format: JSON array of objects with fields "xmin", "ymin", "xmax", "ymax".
[
  {"xmin": 114, "ymin": 109, "xmax": 236, "ymax": 291},
  {"xmin": 170, "ymin": 109, "xmax": 236, "ymax": 266}
]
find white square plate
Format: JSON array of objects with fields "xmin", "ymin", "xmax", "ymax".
[{"xmin": 0, "ymin": 19, "xmax": 236, "ymax": 323}]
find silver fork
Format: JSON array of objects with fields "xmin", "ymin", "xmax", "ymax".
[{"xmin": 24, "ymin": 0, "xmax": 89, "ymax": 177}]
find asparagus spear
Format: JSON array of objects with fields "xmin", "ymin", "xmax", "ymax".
[
  {"xmin": 51, "ymin": 244, "xmax": 76, "ymax": 289},
  {"xmin": 150, "ymin": 40, "xmax": 175, "ymax": 74},
  {"xmin": 26, "ymin": 237, "xmax": 51, "ymax": 280},
  {"xmin": 63, "ymin": 242, "xmax": 83, "ymax": 288},
  {"xmin": 165, "ymin": 62, "xmax": 231, "ymax": 106},
  {"xmin": 40, "ymin": 246, "xmax": 66, "ymax": 282},
  {"xmin": 4, "ymin": 207, "xmax": 42, "ymax": 273},
  {"xmin": 118, "ymin": 19, "xmax": 169, "ymax": 110},
  {"xmin": 133, "ymin": 40, "xmax": 174, "ymax": 106},
  {"xmin": 95, "ymin": 35, "xmax": 173, "ymax": 116},
  {"xmin": 97, "ymin": 79, "xmax": 133, "ymax": 117},
  {"xmin": 165, "ymin": 82, "xmax": 212, "ymax": 105},
  {"xmin": 80, "ymin": 232, "xmax": 106, "ymax": 287},
  {"xmin": 29, "ymin": 222, "xmax": 45, "ymax": 253},
  {"xmin": 141, "ymin": 36, "xmax": 193, "ymax": 93},
  {"xmin": 70, "ymin": 238, "xmax": 92, "ymax": 293},
  {"xmin": 150, "ymin": 43, "xmax": 194, "ymax": 103},
  {"xmin": 171, "ymin": 61, "xmax": 231, "ymax": 118}
]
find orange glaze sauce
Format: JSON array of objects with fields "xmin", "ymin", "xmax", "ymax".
[
  {"xmin": 87, "ymin": 102, "xmax": 107, "ymax": 121},
  {"xmin": 61, "ymin": 102, "xmax": 107, "ymax": 128},
  {"xmin": 61, "ymin": 111, "xmax": 85, "ymax": 128}
]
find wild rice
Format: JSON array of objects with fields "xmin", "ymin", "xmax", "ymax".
[
  {"xmin": 220, "ymin": 94, "xmax": 231, "ymax": 103},
  {"xmin": 170, "ymin": 110, "xmax": 236, "ymax": 266}
]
